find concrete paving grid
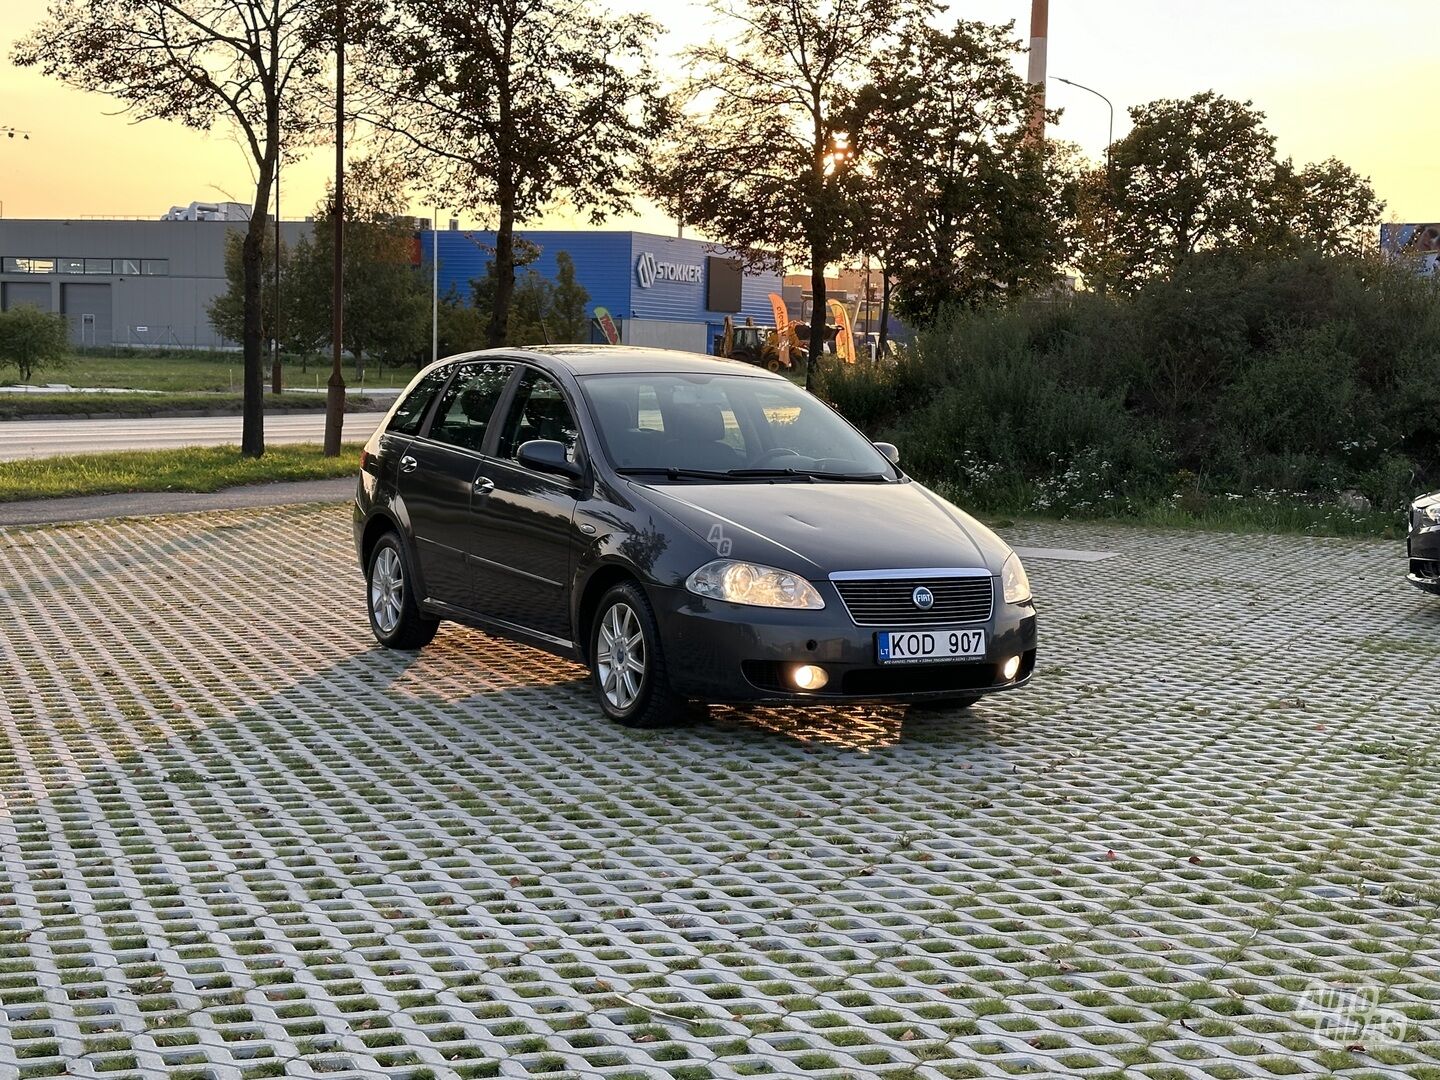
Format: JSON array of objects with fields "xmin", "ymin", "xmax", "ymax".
[{"xmin": 0, "ymin": 503, "xmax": 1438, "ymax": 1079}]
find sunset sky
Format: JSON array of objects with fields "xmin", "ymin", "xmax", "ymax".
[{"xmin": 0, "ymin": 0, "xmax": 1434, "ymax": 234}]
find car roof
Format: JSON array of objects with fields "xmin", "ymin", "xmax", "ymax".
[{"xmin": 428, "ymin": 345, "xmax": 788, "ymax": 380}]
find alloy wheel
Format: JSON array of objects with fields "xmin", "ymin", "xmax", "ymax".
[
  {"xmin": 596, "ymin": 602, "xmax": 646, "ymax": 711},
  {"xmin": 370, "ymin": 547, "xmax": 404, "ymax": 635}
]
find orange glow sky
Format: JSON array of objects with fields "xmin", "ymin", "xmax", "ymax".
[{"xmin": 0, "ymin": 0, "xmax": 1434, "ymax": 234}]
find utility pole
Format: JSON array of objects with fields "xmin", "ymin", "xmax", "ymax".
[
  {"xmin": 323, "ymin": 1, "xmax": 346, "ymax": 456},
  {"xmin": 431, "ymin": 209, "xmax": 439, "ymax": 365},
  {"xmin": 1026, "ymin": 0, "xmax": 1049, "ymax": 141}
]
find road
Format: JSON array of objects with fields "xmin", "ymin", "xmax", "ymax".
[{"xmin": 0, "ymin": 411, "xmax": 384, "ymax": 461}]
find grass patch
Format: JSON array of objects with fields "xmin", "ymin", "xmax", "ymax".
[
  {"xmin": 8, "ymin": 349, "xmax": 409, "ymax": 394},
  {"xmin": 0, "ymin": 443, "xmax": 363, "ymax": 502},
  {"xmin": 0, "ymin": 392, "xmax": 375, "ymax": 420},
  {"xmin": 975, "ymin": 491, "xmax": 1404, "ymax": 540}
]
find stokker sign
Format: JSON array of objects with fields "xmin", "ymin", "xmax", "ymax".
[{"xmin": 635, "ymin": 250, "xmax": 703, "ymax": 289}]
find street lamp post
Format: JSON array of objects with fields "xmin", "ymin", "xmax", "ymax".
[
  {"xmin": 272, "ymin": 134, "xmax": 283, "ymax": 395},
  {"xmin": 1052, "ymin": 75, "xmax": 1116, "ymax": 292},
  {"xmin": 323, "ymin": 1, "xmax": 346, "ymax": 456},
  {"xmin": 1052, "ymin": 76, "xmax": 1114, "ymax": 175}
]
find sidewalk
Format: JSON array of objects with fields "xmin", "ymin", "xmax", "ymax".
[{"xmin": 0, "ymin": 477, "xmax": 354, "ymax": 527}]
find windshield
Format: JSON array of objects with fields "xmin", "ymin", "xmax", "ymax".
[{"xmin": 579, "ymin": 372, "xmax": 895, "ymax": 479}]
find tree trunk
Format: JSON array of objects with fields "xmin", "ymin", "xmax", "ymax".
[
  {"xmin": 488, "ymin": 192, "xmax": 516, "ymax": 348},
  {"xmin": 241, "ymin": 160, "xmax": 275, "ymax": 459},
  {"xmin": 878, "ymin": 263, "xmax": 892, "ymax": 353},
  {"xmin": 805, "ymin": 254, "xmax": 826, "ymax": 393}
]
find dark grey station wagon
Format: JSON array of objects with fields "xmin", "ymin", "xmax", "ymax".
[{"xmin": 354, "ymin": 346, "xmax": 1037, "ymax": 726}]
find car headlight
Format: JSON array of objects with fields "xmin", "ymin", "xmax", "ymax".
[
  {"xmin": 1423, "ymin": 505, "xmax": 1440, "ymax": 524},
  {"xmin": 1001, "ymin": 552, "xmax": 1031, "ymax": 605},
  {"xmin": 685, "ymin": 559, "xmax": 825, "ymax": 609}
]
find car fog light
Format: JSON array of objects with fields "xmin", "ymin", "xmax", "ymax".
[
  {"xmin": 792, "ymin": 664, "xmax": 828, "ymax": 690},
  {"xmin": 1002, "ymin": 655, "xmax": 1021, "ymax": 681}
]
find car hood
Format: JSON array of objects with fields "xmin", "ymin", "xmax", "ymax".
[
  {"xmin": 1413, "ymin": 492, "xmax": 1440, "ymax": 510},
  {"xmin": 635, "ymin": 478, "xmax": 1011, "ymax": 577}
]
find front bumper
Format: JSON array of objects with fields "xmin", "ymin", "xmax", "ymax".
[
  {"xmin": 651, "ymin": 583, "xmax": 1037, "ymax": 704},
  {"xmin": 1408, "ymin": 513, "xmax": 1440, "ymax": 594}
]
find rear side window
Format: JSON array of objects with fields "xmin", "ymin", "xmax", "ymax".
[
  {"xmin": 387, "ymin": 367, "xmax": 450, "ymax": 436},
  {"xmin": 428, "ymin": 362, "xmax": 514, "ymax": 451}
]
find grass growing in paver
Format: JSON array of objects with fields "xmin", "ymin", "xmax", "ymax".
[{"xmin": 0, "ymin": 442, "xmax": 363, "ymax": 501}]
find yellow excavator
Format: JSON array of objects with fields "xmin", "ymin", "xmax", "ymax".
[{"xmin": 716, "ymin": 316, "xmax": 804, "ymax": 371}]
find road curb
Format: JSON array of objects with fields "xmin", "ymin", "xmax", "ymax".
[
  {"xmin": 0, "ymin": 477, "xmax": 355, "ymax": 528},
  {"xmin": 0, "ymin": 405, "xmax": 384, "ymax": 422}
]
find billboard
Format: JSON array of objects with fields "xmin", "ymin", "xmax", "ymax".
[{"xmin": 1380, "ymin": 223, "xmax": 1440, "ymax": 276}]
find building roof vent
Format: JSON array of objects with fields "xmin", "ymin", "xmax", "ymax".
[{"xmin": 161, "ymin": 200, "xmax": 252, "ymax": 222}]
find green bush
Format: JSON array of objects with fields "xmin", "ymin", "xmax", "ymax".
[
  {"xmin": 0, "ymin": 304, "xmax": 69, "ymax": 382},
  {"xmin": 818, "ymin": 249, "xmax": 1440, "ymax": 528}
]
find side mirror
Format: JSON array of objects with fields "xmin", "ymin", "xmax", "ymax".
[
  {"xmin": 517, "ymin": 439, "xmax": 584, "ymax": 482},
  {"xmin": 874, "ymin": 441, "xmax": 900, "ymax": 466}
]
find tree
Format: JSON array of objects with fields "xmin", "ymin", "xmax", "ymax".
[
  {"xmin": 1276, "ymin": 158, "xmax": 1384, "ymax": 258},
  {"xmin": 649, "ymin": 0, "xmax": 927, "ymax": 387},
  {"xmin": 469, "ymin": 244, "xmax": 589, "ymax": 345},
  {"xmin": 355, "ymin": 0, "xmax": 664, "ymax": 349},
  {"xmin": 14, "ymin": 0, "xmax": 333, "ymax": 457},
  {"xmin": 1090, "ymin": 92, "xmax": 1385, "ymax": 289},
  {"xmin": 436, "ymin": 288, "xmax": 487, "ymax": 358},
  {"xmin": 209, "ymin": 229, "xmax": 286, "ymax": 349},
  {"xmin": 285, "ymin": 160, "xmax": 430, "ymax": 376},
  {"xmin": 853, "ymin": 19, "xmax": 1067, "ymax": 323},
  {"xmin": 1103, "ymin": 93, "xmax": 1279, "ymax": 288},
  {"xmin": 0, "ymin": 306, "xmax": 69, "ymax": 383},
  {"xmin": 550, "ymin": 252, "xmax": 589, "ymax": 343}
]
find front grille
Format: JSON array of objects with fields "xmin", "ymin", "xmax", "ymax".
[{"xmin": 832, "ymin": 574, "xmax": 994, "ymax": 627}]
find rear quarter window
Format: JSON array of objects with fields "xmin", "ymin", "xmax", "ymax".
[{"xmin": 387, "ymin": 368, "xmax": 451, "ymax": 436}]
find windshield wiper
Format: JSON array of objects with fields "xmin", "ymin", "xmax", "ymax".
[
  {"xmin": 615, "ymin": 466, "xmax": 888, "ymax": 483},
  {"xmin": 723, "ymin": 468, "xmax": 814, "ymax": 479},
  {"xmin": 726, "ymin": 468, "xmax": 888, "ymax": 482},
  {"xmin": 615, "ymin": 466, "xmax": 736, "ymax": 480}
]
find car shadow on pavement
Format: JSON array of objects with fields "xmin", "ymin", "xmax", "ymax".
[{"xmin": 388, "ymin": 624, "xmax": 1001, "ymax": 755}]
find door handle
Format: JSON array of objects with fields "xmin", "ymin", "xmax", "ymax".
[
  {"xmin": 399, "ymin": 455, "xmax": 419, "ymax": 473},
  {"xmin": 474, "ymin": 476, "xmax": 495, "ymax": 495}
]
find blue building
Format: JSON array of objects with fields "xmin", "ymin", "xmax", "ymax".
[{"xmin": 420, "ymin": 229, "xmax": 784, "ymax": 355}]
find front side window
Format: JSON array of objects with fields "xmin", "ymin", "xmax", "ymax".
[
  {"xmin": 428, "ymin": 362, "xmax": 514, "ymax": 451},
  {"xmin": 386, "ymin": 366, "xmax": 451, "ymax": 437},
  {"xmin": 496, "ymin": 369, "xmax": 579, "ymax": 463}
]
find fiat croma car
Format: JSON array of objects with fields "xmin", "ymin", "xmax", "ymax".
[{"xmin": 353, "ymin": 346, "xmax": 1037, "ymax": 726}]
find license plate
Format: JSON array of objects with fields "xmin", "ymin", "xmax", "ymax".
[{"xmin": 877, "ymin": 628, "xmax": 986, "ymax": 665}]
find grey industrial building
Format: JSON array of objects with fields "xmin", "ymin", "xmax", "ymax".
[
  {"xmin": 0, "ymin": 217, "xmax": 311, "ymax": 349},
  {"xmin": 0, "ymin": 216, "xmax": 790, "ymax": 355}
]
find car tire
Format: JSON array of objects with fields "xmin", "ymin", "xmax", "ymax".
[
  {"xmin": 366, "ymin": 532, "xmax": 439, "ymax": 650},
  {"xmin": 907, "ymin": 694, "xmax": 981, "ymax": 713},
  {"xmin": 590, "ymin": 581, "xmax": 688, "ymax": 727}
]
